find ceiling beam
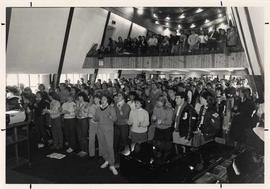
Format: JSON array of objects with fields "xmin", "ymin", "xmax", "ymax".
[{"xmin": 56, "ymin": 7, "xmax": 74, "ymax": 86}]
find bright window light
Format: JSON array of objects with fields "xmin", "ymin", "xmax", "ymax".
[
  {"xmin": 190, "ymin": 23, "xmax": 196, "ymax": 28},
  {"xmin": 6, "ymin": 74, "xmax": 18, "ymax": 87},
  {"xmin": 137, "ymin": 8, "xmax": 143, "ymax": 15},
  {"xmin": 179, "ymin": 14, "xmax": 185, "ymax": 19},
  {"xmin": 18, "ymin": 74, "xmax": 29, "ymax": 87},
  {"xmin": 196, "ymin": 8, "xmax": 203, "ymax": 13}
]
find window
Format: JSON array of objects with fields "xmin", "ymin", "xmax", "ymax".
[
  {"xmin": 60, "ymin": 74, "xmax": 67, "ymax": 83},
  {"xmin": 30, "ymin": 74, "xmax": 39, "ymax": 92},
  {"xmin": 6, "ymin": 74, "xmax": 18, "ymax": 87},
  {"xmin": 18, "ymin": 74, "xmax": 30, "ymax": 88}
]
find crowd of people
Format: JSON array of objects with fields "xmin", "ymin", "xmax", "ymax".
[
  {"xmin": 95, "ymin": 26, "xmax": 241, "ymax": 57},
  {"xmin": 6, "ymin": 75, "xmax": 264, "ymax": 176}
]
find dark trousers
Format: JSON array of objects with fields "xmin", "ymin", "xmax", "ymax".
[
  {"xmin": 63, "ymin": 118, "xmax": 77, "ymax": 149},
  {"xmin": 114, "ymin": 124, "xmax": 129, "ymax": 163},
  {"xmin": 34, "ymin": 115, "xmax": 50, "ymax": 144},
  {"xmin": 76, "ymin": 118, "xmax": 89, "ymax": 152},
  {"xmin": 154, "ymin": 127, "xmax": 173, "ymax": 142},
  {"xmin": 51, "ymin": 117, "xmax": 63, "ymax": 149}
]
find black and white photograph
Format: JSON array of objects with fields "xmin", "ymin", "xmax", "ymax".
[{"xmin": 1, "ymin": 0, "xmax": 269, "ymax": 187}]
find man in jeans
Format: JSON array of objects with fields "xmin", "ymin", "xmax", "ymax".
[{"xmin": 114, "ymin": 92, "xmax": 131, "ymax": 167}]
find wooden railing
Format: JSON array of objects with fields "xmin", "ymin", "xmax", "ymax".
[{"xmin": 83, "ymin": 52, "xmax": 248, "ymax": 69}]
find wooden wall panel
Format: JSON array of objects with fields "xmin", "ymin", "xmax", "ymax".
[
  {"xmin": 215, "ymin": 54, "xmax": 226, "ymax": 68},
  {"xmin": 83, "ymin": 52, "xmax": 248, "ymax": 69}
]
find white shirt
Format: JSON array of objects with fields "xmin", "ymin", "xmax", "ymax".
[
  {"xmin": 129, "ymin": 108, "xmax": 149, "ymax": 133},
  {"xmin": 62, "ymin": 101, "xmax": 76, "ymax": 119},
  {"xmin": 127, "ymin": 101, "xmax": 136, "ymax": 111}
]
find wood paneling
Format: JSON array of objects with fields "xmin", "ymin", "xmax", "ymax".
[{"xmin": 83, "ymin": 52, "xmax": 248, "ymax": 69}]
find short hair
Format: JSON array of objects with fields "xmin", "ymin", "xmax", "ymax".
[
  {"xmin": 200, "ymin": 91, "xmax": 215, "ymax": 107},
  {"xmin": 77, "ymin": 92, "xmax": 89, "ymax": 102},
  {"xmin": 175, "ymin": 91, "xmax": 186, "ymax": 99},
  {"xmin": 101, "ymin": 94, "xmax": 113, "ymax": 105},
  {"xmin": 93, "ymin": 94, "xmax": 101, "ymax": 100},
  {"xmin": 135, "ymin": 97, "xmax": 145, "ymax": 108}
]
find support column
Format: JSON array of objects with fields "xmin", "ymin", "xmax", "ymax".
[
  {"xmin": 118, "ymin": 70, "xmax": 122, "ymax": 79},
  {"xmin": 6, "ymin": 8, "xmax": 12, "ymax": 49},
  {"xmin": 56, "ymin": 7, "xmax": 74, "ymax": 86},
  {"xmin": 127, "ymin": 23, "xmax": 133, "ymax": 38}
]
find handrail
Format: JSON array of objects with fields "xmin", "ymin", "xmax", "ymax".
[{"xmin": 7, "ymin": 113, "xmax": 31, "ymax": 129}]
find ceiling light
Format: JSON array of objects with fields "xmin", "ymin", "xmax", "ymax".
[
  {"xmin": 205, "ymin": 19, "xmax": 210, "ymax": 23},
  {"xmin": 137, "ymin": 8, "xmax": 143, "ymax": 15},
  {"xmin": 165, "ymin": 16, "xmax": 170, "ymax": 20},
  {"xmin": 196, "ymin": 8, "xmax": 203, "ymax": 13},
  {"xmin": 178, "ymin": 24, "xmax": 181, "ymax": 28},
  {"xmin": 179, "ymin": 14, "xmax": 185, "ymax": 19},
  {"xmin": 155, "ymin": 21, "xmax": 159, "ymax": 24},
  {"xmin": 218, "ymin": 13, "xmax": 223, "ymax": 18},
  {"xmin": 153, "ymin": 13, "xmax": 158, "ymax": 18},
  {"xmin": 165, "ymin": 22, "xmax": 169, "ymax": 26},
  {"xmin": 190, "ymin": 23, "xmax": 196, "ymax": 28}
]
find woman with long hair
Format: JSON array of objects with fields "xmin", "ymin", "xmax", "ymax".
[{"xmin": 152, "ymin": 96, "xmax": 174, "ymax": 142}]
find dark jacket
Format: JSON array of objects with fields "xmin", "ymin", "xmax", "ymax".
[
  {"xmin": 198, "ymin": 105, "xmax": 220, "ymax": 140},
  {"xmin": 173, "ymin": 102, "xmax": 198, "ymax": 140}
]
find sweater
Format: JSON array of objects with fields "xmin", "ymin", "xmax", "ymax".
[
  {"xmin": 95, "ymin": 105, "xmax": 117, "ymax": 131},
  {"xmin": 48, "ymin": 100, "xmax": 61, "ymax": 119},
  {"xmin": 152, "ymin": 106, "xmax": 173, "ymax": 129},
  {"xmin": 128, "ymin": 108, "xmax": 149, "ymax": 133},
  {"xmin": 115, "ymin": 101, "xmax": 131, "ymax": 125}
]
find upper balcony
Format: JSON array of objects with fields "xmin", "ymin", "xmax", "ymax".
[{"xmin": 84, "ymin": 29, "xmax": 246, "ymax": 69}]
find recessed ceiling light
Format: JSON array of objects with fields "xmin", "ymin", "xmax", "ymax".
[
  {"xmin": 137, "ymin": 8, "xmax": 143, "ymax": 15},
  {"xmin": 196, "ymin": 8, "xmax": 203, "ymax": 13},
  {"xmin": 190, "ymin": 23, "xmax": 196, "ymax": 28},
  {"xmin": 165, "ymin": 16, "xmax": 170, "ymax": 20},
  {"xmin": 155, "ymin": 21, "xmax": 159, "ymax": 24},
  {"xmin": 179, "ymin": 14, "xmax": 185, "ymax": 19},
  {"xmin": 153, "ymin": 13, "xmax": 158, "ymax": 18},
  {"xmin": 205, "ymin": 19, "xmax": 210, "ymax": 23}
]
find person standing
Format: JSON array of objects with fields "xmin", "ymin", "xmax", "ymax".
[
  {"xmin": 172, "ymin": 92, "xmax": 198, "ymax": 152},
  {"xmin": 88, "ymin": 95, "xmax": 101, "ymax": 158},
  {"xmin": 75, "ymin": 92, "xmax": 89, "ymax": 157},
  {"xmin": 61, "ymin": 95, "xmax": 77, "ymax": 153},
  {"xmin": 114, "ymin": 92, "xmax": 131, "ymax": 166},
  {"xmin": 196, "ymin": 91, "xmax": 220, "ymax": 144},
  {"xmin": 33, "ymin": 91, "xmax": 50, "ymax": 148},
  {"xmin": 95, "ymin": 95, "xmax": 118, "ymax": 175},
  {"xmin": 152, "ymin": 96, "xmax": 174, "ymax": 142},
  {"xmin": 128, "ymin": 98, "xmax": 150, "ymax": 143},
  {"xmin": 44, "ymin": 92, "xmax": 63, "ymax": 150}
]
